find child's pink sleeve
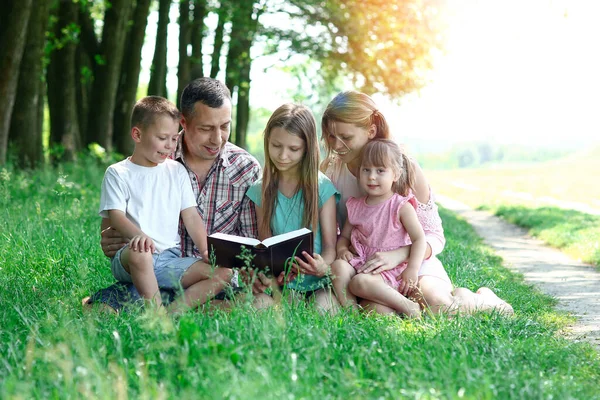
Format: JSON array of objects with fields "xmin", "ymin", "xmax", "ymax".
[{"xmin": 415, "ymin": 190, "xmax": 446, "ymax": 257}]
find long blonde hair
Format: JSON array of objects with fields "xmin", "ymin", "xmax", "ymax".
[
  {"xmin": 260, "ymin": 104, "xmax": 319, "ymax": 237},
  {"xmin": 361, "ymin": 139, "xmax": 415, "ymax": 197},
  {"xmin": 320, "ymin": 91, "xmax": 391, "ymax": 177}
]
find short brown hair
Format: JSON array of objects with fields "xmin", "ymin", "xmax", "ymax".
[{"xmin": 131, "ymin": 96, "xmax": 180, "ymax": 130}]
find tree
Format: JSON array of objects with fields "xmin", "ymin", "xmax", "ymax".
[
  {"xmin": 271, "ymin": 0, "xmax": 442, "ymax": 97},
  {"xmin": 86, "ymin": 0, "xmax": 133, "ymax": 151},
  {"xmin": 9, "ymin": 0, "xmax": 51, "ymax": 168},
  {"xmin": 114, "ymin": 0, "xmax": 154, "ymax": 156},
  {"xmin": 209, "ymin": 3, "xmax": 229, "ymax": 79},
  {"xmin": 0, "ymin": 0, "xmax": 33, "ymax": 165},
  {"xmin": 47, "ymin": 0, "xmax": 81, "ymax": 162},
  {"xmin": 148, "ymin": 0, "xmax": 171, "ymax": 98},
  {"xmin": 225, "ymin": 0, "xmax": 261, "ymax": 148}
]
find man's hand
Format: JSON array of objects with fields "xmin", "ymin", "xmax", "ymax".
[
  {"xmin": 100, "ymin": 227, "xmax": 128, "ymax": 258},
  {"xmin": 240, "ymin": 269, "xmax": 272, "ymax": 294},
  {"xmin": 357, "ymin": 246, "xmax": 410, "ymax": 274},
  {"xmin": 129, "ymin": 234, "xmax": 155, "ymax": 253}
]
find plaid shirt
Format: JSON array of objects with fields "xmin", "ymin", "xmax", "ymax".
[{"xmin": 174, "ymin": 138, "xmax": 261, "ymax": 257}]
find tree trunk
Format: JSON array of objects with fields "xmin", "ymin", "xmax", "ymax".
[
  {"xmin": 177, "ymin": 0, "xmax": 191, "ymax": 107},
  {"xmin": 225, "ymin": 1, "xmax": 257, "ymax": 148},
  {"xmin": 209, "ymin": 3, "xmax": 228, "ymax": 79},
  {"xmin": 47, "ymin": 0, "xmax": 82, "ymax": 162},
  {"xmin": 0, "ymin": 0, "xmax": 33, "ymax": 165},
  {"xmin": 86, "ymin": 0, "xmax": 133, "ymax": 151},
  {"xmin": 190, "ymin": 0, "xmax": 207, "ymax": 78},
  {"xmin": 9, "ymin": 0, "xmax": 51, "ymax": 168},
  {"xmin": 114, "ymin": 0, "xmax": 153, "ymax": 156},
  {"xmin": 148, "ymin": 0, "xmax": 171, "ymax": 98},
  {"xmin": 76, "ymin": 8, "xmax": 98, "ymax": 140}
]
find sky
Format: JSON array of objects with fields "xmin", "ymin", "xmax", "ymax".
[{"xmin": 140, "ymin": 0, "xmax": 600, "ymax": 151}]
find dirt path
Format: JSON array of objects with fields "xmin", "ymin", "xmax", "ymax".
[{"xmin": 437, "ymin": 195, "xmax": 600, "ymax": 349}]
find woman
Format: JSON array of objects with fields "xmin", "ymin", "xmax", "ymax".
[{"xmin": 321, "ymin": 91, "xmax": 513, "ymax": 315}]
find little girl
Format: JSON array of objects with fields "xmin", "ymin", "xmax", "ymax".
[
  {"xmin": 332, "ymin": 139, "xmax": 449, "ymax": 317},
  {"xmin": 246, "ymin": 103, "xmax": 339, "ymax": 309}
]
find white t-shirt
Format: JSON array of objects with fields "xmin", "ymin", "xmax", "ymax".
[{"xmin": 99, "ymin": 158, "xmax": 197, "ymax": 252}]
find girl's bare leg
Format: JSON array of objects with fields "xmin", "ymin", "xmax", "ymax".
[
  {"xmin": 313, "ymin": 287, "xmax": 341, "ymax": 314},
  {"xmin": 349, "ymin": 273, "xmax": 420, "ymax": 317},
  {"xmin": 330, "ymin": 259, "xmax": 358, "ymax": 308},
  {"xmin": 418, "ymin": 275, "xmax": 514, "ymax": 315},
  {"xmin": 359, "ymin": 300, "xmax": 396, "ymax": 315}
]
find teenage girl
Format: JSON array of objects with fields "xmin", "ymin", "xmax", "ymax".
[{"xmin": 246, "ymin": 103, "xmax": 339, "ymax": 309}]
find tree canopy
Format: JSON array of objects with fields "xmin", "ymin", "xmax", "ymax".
[{"xmin": 0, "ymin": 0, "xmax": 443, "ymax": 167}]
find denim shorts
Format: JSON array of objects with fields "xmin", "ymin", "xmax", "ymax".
[{"xmin": 111, "ymin": 246, "xmax": 200, "ymax": 290}]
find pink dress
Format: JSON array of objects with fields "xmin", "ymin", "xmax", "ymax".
[
  {"xmin": 347, "ymin": 192, "xmax": 450, "ymax": 289},
  {"xmin": 326, "ymin": 162, "xmax": 446, "ymax": 256}
]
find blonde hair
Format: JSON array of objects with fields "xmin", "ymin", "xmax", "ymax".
[
  {"xmin": 320, "ymin": 91, "xmax": 391, "ymax": 176},
  {"xmin": 260, "ymin": 104, "xmax": 319, "ymax": 237},
  {"xmin": 361, "ymin": 139, "xmax": 415, "ymax": 196}
]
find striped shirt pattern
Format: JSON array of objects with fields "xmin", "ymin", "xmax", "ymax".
[{"xmin": 174, "ymin": 139, "xmax": 261, "ymax": 258}]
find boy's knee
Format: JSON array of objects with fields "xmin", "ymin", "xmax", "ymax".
[{"xmin": 128, "ymin": 250, "xmax": 153, "ymax": 272}]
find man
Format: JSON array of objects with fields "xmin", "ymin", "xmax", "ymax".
[{"xmin": 85, "ymin": 77, "xmax": 262, "ymax": 312}]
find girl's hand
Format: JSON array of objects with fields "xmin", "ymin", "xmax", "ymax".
[
  {"xmin": 336, "ymin": 249, "xmax": 353, "ymax": 262},
  {"xmin": 358, "ymin": 247, "xmax": 410, "ymax": 274},
  {"xmin": 398, "ymin": 267, "xmax": 419, "ymax": 297},
  {"xmin": 129, "ymin": 234, "xmax": 155, "ymax": 253},
  {"xmin": 294, "ymin": 252, "xmax": 329, "ymax": 277},
  {"xmin": 276, "ymin": 270, "xmax": 297, "ymax": 286}
]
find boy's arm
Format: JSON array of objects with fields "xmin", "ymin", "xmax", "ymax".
[
  {"xmin": 107, "ymin": 210, "xmax": 154, "ymax": 252},
  {"xmin": 181, "ymin": 206, "xmax": 208, "ymax": 259}
]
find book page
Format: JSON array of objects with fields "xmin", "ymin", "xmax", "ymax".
[
  {"xmin": 262, "ymin": 228, "xmax": 311, "ymax": 247},
  {"xmin": 208, "ymin": 232, "xmax": 261, "ymax": 247}
]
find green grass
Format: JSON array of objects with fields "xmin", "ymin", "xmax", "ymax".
[
  {"xmin": 1, "ymin": 157, "xmax": 599, "ymax": 398},
  {"xmin": 490, "ymin": 205, "xmax": 600, "ymax": 268},
  {"xmin": 427, "ymin": 148, "xmax": 600, "ymax": 267}
]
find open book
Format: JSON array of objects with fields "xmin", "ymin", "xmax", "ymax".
[{"xmin": 207, "ymin": 228, "xmax": 314, "ymax": 277}]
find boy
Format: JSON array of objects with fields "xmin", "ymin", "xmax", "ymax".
[{"xmin": 98, "ymin": 96, "xmax": 231, "ymax": 311}]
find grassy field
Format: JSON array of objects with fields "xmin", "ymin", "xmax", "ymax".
[
  {"xmin": 1, "ymin": 158, "xmax": 600, "ymax": 398},
  {"xmin": 426, "ymin": 146, "xmax": 600, "ymax": 213},
  {"xmin": 427, "ymin": 147, "xmax": 600, "ymax": 267}
]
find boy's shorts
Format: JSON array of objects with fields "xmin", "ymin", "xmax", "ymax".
[{"xmin": 111, "ymin": 246, "xmax": 199, "ymax": 290}]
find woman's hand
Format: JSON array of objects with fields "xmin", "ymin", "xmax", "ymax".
[
  {"xmin": 398, "ymin": 267, "xmax": 419, "ymax": 297},
  {"xmin": 357, "ymin": 246, "xmax": 410, "ymax": 274},
  {"xmin": 101, "ymin": 227, "xmax": 128, "ymax": 257},
  {"xmin": 293, "ymin": 252, "xmax": 330, "ymax": 277}
]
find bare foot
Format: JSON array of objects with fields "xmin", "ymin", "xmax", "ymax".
[
  {"xmin": 399, "ymin": 298, "xmax": 422, "ymax": 319},
  {"xmin": 81, "ymin": 296, "xmax": 118, "ymax": 314},
  {"xmin": 476, "ymin": 287, "xmax": 514, "ymax": 315}
]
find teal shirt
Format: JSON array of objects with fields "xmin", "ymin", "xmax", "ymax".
[{"xmin": 246, "ymin": 171, "xmax": 339, "ymax": 291}]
